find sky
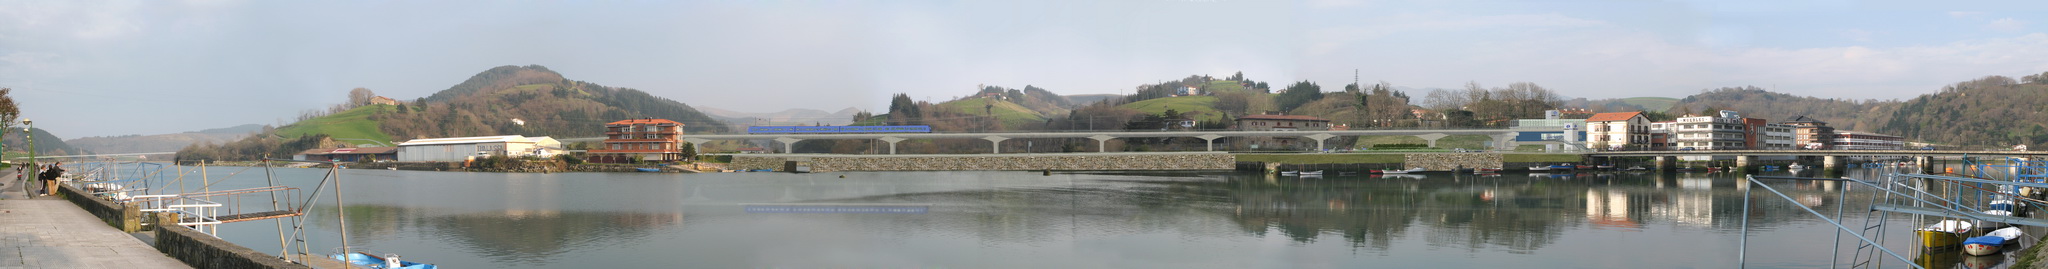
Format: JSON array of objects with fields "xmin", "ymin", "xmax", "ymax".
[{"xmin": 3, "ymin": 0, "xmax": 2046, "ymax": 138}]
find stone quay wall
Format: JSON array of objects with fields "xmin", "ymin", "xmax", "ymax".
[
  {"xmin": 57, "ymin": 183, "xmax": 144, "ymax": 232},
  {"xmin": 732, "ymin": 152, "xmax": 1235, "ymax": 172},
  {"xmin": 153, "ymin": 213, "xmax": 312, "ymax": 269},
  {"xmin": 1402, "ymin": 153, "xmax": 1505, "ymax": 170}
]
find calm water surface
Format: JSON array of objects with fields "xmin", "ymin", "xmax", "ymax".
[{"xmin": 121, "ymin": 166, "xmax": 2019, "ymax": 268}]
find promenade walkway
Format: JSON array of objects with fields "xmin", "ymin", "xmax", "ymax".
[{"xmin": 0, "ymin": 170, "xmax": 190, "ymax": 269}]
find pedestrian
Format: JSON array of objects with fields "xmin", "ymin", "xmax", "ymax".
[{"xmin": 39, "ymin": 163, "xmax": 63, "ymax": 196}]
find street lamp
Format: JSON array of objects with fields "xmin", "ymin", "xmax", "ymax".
[{"xmin": 22, "ymin": 119, "xmax": 31, "ymax": 171}]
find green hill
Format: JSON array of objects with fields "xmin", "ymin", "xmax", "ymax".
[
  {"xmin": 276, "ymin": 104, "xmax": 397, "ymax": 146},
  {"xmin": 934, "ymin": 98, "xmax": 1048, "ymax": 129},
  {"xmin": 1117, "ymin": 96, "xmax": 1225, "ymax": 122},
  {"xmin": 177, "ymin": 65, "xmax": 734, "ymax": 161}
]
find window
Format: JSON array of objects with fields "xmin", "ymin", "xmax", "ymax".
[
  {"xmin": 646, "ymin": 134, "xmax": 657, "ymax": 139},
  {"xmin": 611, "ymin": 144, "xmax": 622, "ymax": 150}
]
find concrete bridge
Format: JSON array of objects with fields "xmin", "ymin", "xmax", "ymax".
[
  {"xmin": 1587, "ymin": 150, "xmax": 2048, "ymax": 171},
  {"xmin": 564, "ymin": 128, "xmax": 1567, "ymax": 154}
]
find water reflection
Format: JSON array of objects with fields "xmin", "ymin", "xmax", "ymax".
[{"xmin": 170, "ymin": 167, "xmax": 1909, "ymax": 268}]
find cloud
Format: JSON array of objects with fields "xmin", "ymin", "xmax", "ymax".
[
  {"xmin": 1948, "ymin": 11, "xmax": 1984, "ymax": 19},
  {"xmin": 1986, "ymin": 18, "xmax": 2027, "ymax": 32},
  {"xmin": 1306, "ymin": 13, "xmax": 1607, "ymax": 56}
]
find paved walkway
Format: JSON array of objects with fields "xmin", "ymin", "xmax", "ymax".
[{"xmin": 0, "ymin": 170, "xmax": 191, "ymax": 269}]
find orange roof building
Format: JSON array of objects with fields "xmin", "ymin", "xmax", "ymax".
[
  {"xmin": 589, "ymin": 119, "xmax": 689, "ymax": 163},
  {"xmin": 1585, "ymin": 112, "xmax": 1651, "ymax": 151}
]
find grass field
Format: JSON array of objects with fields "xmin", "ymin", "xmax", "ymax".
[
  {"xmin": 1235, "ymin": 153, "xmax": 1404, "ymax": 164},
  {"xmin": 1118, "ymin": 96, "xmax": 1224, "ymax": 122},
  {"xmin": 935, "ymin": 98, "xmax": 1048, "ymax": 129},
  {"xmin": 276, "ymin": 104, "xmax": 396, "ymax": 145}
]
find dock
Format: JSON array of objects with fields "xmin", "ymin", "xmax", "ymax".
[{"xmin": 0, "ymin": 171, "xmax": 191, "ymax": 269}]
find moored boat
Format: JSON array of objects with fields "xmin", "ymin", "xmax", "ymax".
[
  {"xmin": 1298, "ymin": 170, "xmax": 1324, "ymax": 176},
  {"xmin": 1527, "ymin": 166, "xmax": 1551, "ymax": 172},
  {"xmin": 1964, "ymin": 227, "xmax": 2025, "ymax": 256},
  {"xmin": 1378, "ymin": 167, "xmax": 1425, "ymax": 174},
  {"xmin": 635, "ymin": 168, "xmax": 662, "ymax": 172},
  {"xmin": 334, "ymin": 251, "xmax": 438, "ymax": 269},
  {"xmin": 1918, "ymin": 220, "xmax": 1973, "ymax": 250}
]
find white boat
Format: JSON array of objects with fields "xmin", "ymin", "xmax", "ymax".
[
  {"xmin": 1279, "ymin": 171, "xmax": 1299, "ymax": 176},
  {"xmin": 1788, "ymin": 163, "xmax": 1806, "ymax": 170},
  {"xmin": 1379, "ymin": 168, "xmax": 1425, "ymax": 174},
  {"xmin": 1298, "ymin": 170, "xmax": 1324, "ymax": 176},
  {"xmin": 1965, "ymin": 227, "xmax": 2025, "ymax": 256},
  {"xmin": 1528, "ymin": 166, "xmax": 1551, "ymax": 172}
]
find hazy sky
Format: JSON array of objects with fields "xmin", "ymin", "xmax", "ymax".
[{"xmin": 4, "ymin": 0, "xmax": 2046, "ymax": 138}]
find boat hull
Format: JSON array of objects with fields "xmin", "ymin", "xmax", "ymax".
[
  {"xmin": 1963, "ymin": 236, "xmax": 2005, "ymax": 256},
  {"xmin": 1920, "ymin": 230, "xmax": 1963, "ymax": 250}
]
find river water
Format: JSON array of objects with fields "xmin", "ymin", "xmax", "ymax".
[{"xmin": 117, "ymin": 166, "xmax": 2020, "ymax": 268}]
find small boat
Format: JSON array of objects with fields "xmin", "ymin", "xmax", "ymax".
[
  {"xmin": 1279, "ymin": 171, "xmax": 1300, "ymax": 176},
  {"xmin": 1918, "ymin": 220, "xmax": 1974, "ymax": 250},
  {"xmin": 334, "ymin": 252, "xmax": 437, "ymax": 269},
  {"xmin": 1788, "ymin": 163, "xmax": 1807, "ymax": 170},
  {"xmin": 1624, "ymin": 166, "xmax": 1647, "ymax": 171},
  {"xmin": 1527, "ymin": 166, "xmax": 1551, "ymax": 172},
  {"xmin": 1378, "ymin": 168, "xmax": 1425, "ymax": 174},
  {"xmin": 1374, "ymin": 174, "xmax": 1425, "ymax": 179},
  {"xmin": 1595, "ymin": 164, "xmax": 1615, "ymax": 170},
  {"xmin": 1298, "ymin": 170, "xmax": 1324, "ymax": 176},
  {"xmin": 387, "ymin": 167, "xmax": 398, "ymax": 171},
  {"xmin": 1964, "ymin": 227, "xmax": 2025, "ymax": 256},
  {"xmin": 635, "ymin": 168, "xmax": 663, "ymax": 172},
  {"xmin": 1475, "ymin": 168, "xmax": 1503, "ymax": 173},
  {"xmin": 1549, "ymin": 164, "xmax": 1577, "ymax": 170}
]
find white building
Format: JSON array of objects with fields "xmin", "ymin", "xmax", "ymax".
[
  {"xmin": 1584, "ymin": 111, "xmax": 1651, "ymax": 151},
  {"xmin": 396, "ymin": 135, "xmax": 564, "ymax": 162},
  {"xmin": 1762, "ymin": 124, "xmax": 1796, "ymax": 150},
  {"xmin": 1672, "ymin": 111, "xmax": 1747, "ymax": 150}
]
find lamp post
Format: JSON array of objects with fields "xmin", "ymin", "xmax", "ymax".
[{"xmin": 22, "ymin": 119, "xmax": 31, "ymax": 171}]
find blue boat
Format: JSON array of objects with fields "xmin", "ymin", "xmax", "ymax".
[
  {"xmin": 1964, "ymin": 227, "xmax": 2024, "ymax": 256},
  {"xmin": 635, "ymin": 168, "xmax": 662, "ymax": 172},
  {"xmin": 1548, "ymin": 164, "xmax": 1576, "ymax": 170},
  {"xmin": 334, "ymin": 252, "xmax": 437, "ymax": 269}
]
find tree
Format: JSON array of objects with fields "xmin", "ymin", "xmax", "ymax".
[
  {"xmin": 1229, "ymin": 71, "xmax": 1245, "ymax": 82},
  {"xmin": 1275, "ymin": 81, "xmax": 1323, "ymax": 112},
  {"xmin": 0, "ymin": 88, "xmax": 17, "ymax": 144},
  {"xmin": 888, "ymin": 93, "xmax": 921, "ymax": 125},
  {"xmin": 348, "ymin": 88, "xmax": 377, "ymax": 107},
  {"xmin": 679, "ymin": 142, "xmax": 697, "ymax": 161}
]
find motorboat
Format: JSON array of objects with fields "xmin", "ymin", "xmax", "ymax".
[
  {"xmin": 1918, "ymin": 220, "xmax": 1974, "ymax": 250},
  {"xmin": 1624, "ymin": 166, "xmax": 1647, "ymax": 171},
  {"xmin": 1549, "ymin": 164, "xmax": 1577, "ymax": 170},
  {"xmin": 1527, "ymin": 166, "xmax": 1551, "ymax": 172},
  {"xmin": 334, "ymin": 252, "xmax": 437, "ymax": 269},
  {"xmin": 1964, "ymin": 227, "xmax": 2025, "ymax": 256},
  {"xmin": 1279, "ymin": 171, "xmax": 1299, "ymax": 176},
  {"xmin": 1298, "ymin": 170, "xmax": 1324, "ymax": 176},
  {"xmin": 635, "ymin": 168, "xmax": 663, "ymax": 172}
]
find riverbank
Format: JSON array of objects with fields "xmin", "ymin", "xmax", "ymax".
[{"xmin": 731, "ymin": 152, "xmax": 1235, "ymax": 172}]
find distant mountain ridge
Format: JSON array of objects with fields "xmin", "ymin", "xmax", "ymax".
[
  {"xmin": 697, "ymin": 106, "xmax": 860, "ymax": 126},
  {"xmin": 67, "ymin": 124, "xmax": 263, "ymax": 154}
]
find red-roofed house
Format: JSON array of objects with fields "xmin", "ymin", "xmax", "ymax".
[
  {"xmin": 590, "ymin": 118, "xmax": 688, "ymax": 163},
  {"xmin": 1585, "ymin": 112, "xmax": 1650, "ymax": 151}
]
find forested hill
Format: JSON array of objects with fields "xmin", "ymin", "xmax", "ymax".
[
  {"xmin": 1665, "ymin": 86, "xmax": 1896, "ymax": 131},
  {"xmin": 379, "ymin": 65, "xmax": 730, "ymax": 139},
  {"xmin": 1875, "ymin": 74, "xmax": 2048, "ymax": 146},
  {"xmin": 1660, "ymin": 72, "xmax": 2048, "ymax": 147},
  {"xmin": 176, "ymin": 65, "xmax": 731, "ymax": 161}
]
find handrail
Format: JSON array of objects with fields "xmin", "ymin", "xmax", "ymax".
[{"xmin": 1740, "ymin": 175, "xmax": 1922, "ymax": 269}]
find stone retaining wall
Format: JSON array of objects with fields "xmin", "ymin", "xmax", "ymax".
[
  {"xmin": 1403, "ymin": 153, "xmax": 1504, "ymax": 170},
  {"xmin": 733, "ymin": 153, "xmax": 1235, "ymax": 172},
  {"xmin": 153, "ymin": 213, "xmax": 312, "ymax": 269},
  {"xmin": 57, "ymin": 184, "xmax": 143, "ymax": 232}
]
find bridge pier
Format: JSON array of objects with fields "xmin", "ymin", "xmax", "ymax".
[
  {"xmin": 774, "ymin": 137, "xmax": 803, "ymax": 154},
  {"xmin": 1655, "ymin": 156, "xmax": 1675, "ymax": 172},
  {"xmin": 1916, "ymin": 156, "xmax": 1933, "ymax": 173},
  {"xmin": 1306, "ymin": 133, "xmax": 1337, "ymax": 152},
  {"xmin": 1823, "ymin": 155, "xmax": 1842, "ymax": 171},
  {"xmin": 1089, "ymin": 135, "xmax": 1116, "ymax": 153},
  {"xmin": 1735, "ymin": 155, "xmax": 1754, "ymax": 173},
  {"xmin": 1196, "ymin": 134, "xmax": 1224, "ymax": 151},
  {"xmin": 1415, "ymin": 133, "xmax": 1448, "ymax": 149},
  {"xmin": 879, "ymin": 136, "xmax": 905, "ymax": 154},
  {"xmin": 983, "ymin": 136, "xmax": 1009, "ymax": 154}
]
